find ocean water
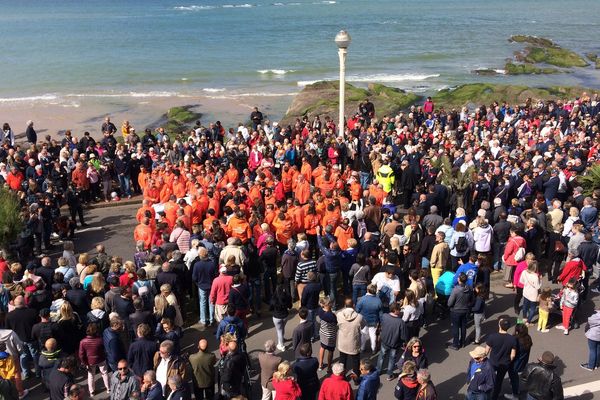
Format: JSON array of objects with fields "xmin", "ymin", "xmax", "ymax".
[{"xmin": 0, "ymin": 0, "xmax": 599, "ymax": 106}]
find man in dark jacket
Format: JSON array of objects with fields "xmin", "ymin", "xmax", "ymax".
[
  {"xmin": 354, "ymin": 359, "xmax": 380, "ymax": 400},
  {"xmin": 447, "ymin": 273, "xmax": 473, "ymax": 350},
  {"xmin": 293, "ymin": 343, "xmax": 320, "ymax": 400},
  {"xmin": 281, "ymin": 239, "xmax": 299, "ymax": 301},
  {"xmin": 5, "ymin": 295, "xmax": 40, "ymax": 379},
  {"xmin": 578, "ymin": 233, "xmax": 599, "ymax": 300},
  {"xmin": 48, "ymin": 356, "xmax": 76, "ymax": 400},
  {"xmin": 301, "ymin": 271, "xmax": 322, "ymax": 341},
  {"xmin": 376, "ymin": 302, "xmax": 406, "ymax": 380},
  {"xmin": 292, "ymin": 307, "xmax": 314, "ymax": 358},
  {"xmin": 466, "ymin": 346, "xmax": 495, "ymax": 399},
  {"xmin": 521, "ymin": 351, "xmax": 564, "ymax": 400},
  {"xmin": 114, "ymin": 151, "xmax": 132, "ymax": 198},
  {"xmin": 215, "ymin": 305, "xmax": 247, "ymax": 344},
  {"xmin": 103, "ymin": 318, "xmax": 127, "ymax": 372},
  {"xmin": 219, "ymin": 336, "xmax": 247, "ymax": 398},
  {"xmin": 127, "ymin": 323, "xmax": 157, "ymax": 378},
  {"xmin": 140, "ymin": 370, "xmax": 164, "ymax": 400},
  {"xmin": 192, "ymin": 247, "xmax": 217, "ymax": 326},
  {"xmin": 317, "ymin": 226, "xmax": 343, "ymax": 307},
  {"xmin": 259, "ymin": 236, "xmax": 279, "ymax": 301}
]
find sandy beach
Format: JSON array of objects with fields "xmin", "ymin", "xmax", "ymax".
[{"xmin": 1, "ymin": 93, "xmax": 292, "ymax": 141}]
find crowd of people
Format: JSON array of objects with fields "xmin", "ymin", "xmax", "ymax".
[{"xmin": 2, "ymin": 91, "xmax": 600, "ymax": 400}]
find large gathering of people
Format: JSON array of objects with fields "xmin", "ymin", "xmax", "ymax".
[{"xmin": 2, "ymin": 91, "xmax": 600, "ymax": 400}]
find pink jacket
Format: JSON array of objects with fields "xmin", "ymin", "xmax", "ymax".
[
  {"xmin": 503, "ymin": 236, "xmax": 526, "ymax": 266},
  {"xmin": 512, "ymin": 261, "xmax": 528, "ymax": 289},
  {"xmin": 209, "ymin": 274, "xmax": 233, "ymax": 305}
]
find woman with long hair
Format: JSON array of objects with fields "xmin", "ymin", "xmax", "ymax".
[
  {"xmin": 272, "ymin": 361, "xmax": 302, "ymax": 400},
  {"xmin": 56, "ymin": 301, "xmax": 83, "ymax": 355},
  {"xmin": 153, "ymin": 294, "xmax": 177, "ymax": 323},
  {"xmin": 402, "ymin": 290, "xmax": 424, "ymax": 339},
  {"xmin": 397, "ymin": 337, "xmax": 428, "ymax": 371},
  {"xmin": 88, "ymin": 273, "xmax": 107, "ymax": 298}
]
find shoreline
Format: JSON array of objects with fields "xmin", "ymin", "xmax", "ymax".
[{"xmin": 1, "ymin": 93, "xmax": 293, "ymax": 140}]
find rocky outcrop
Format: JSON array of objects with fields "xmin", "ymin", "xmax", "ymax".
[{"xmin": 282, "ymin": 81, "xmax": 418, "ymax": 125}]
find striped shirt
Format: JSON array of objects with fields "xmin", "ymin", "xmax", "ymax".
[{"xmin": 295, "ymin": 259, "xmax": 317, "ymax": 283}]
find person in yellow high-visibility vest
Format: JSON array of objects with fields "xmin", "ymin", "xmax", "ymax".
[{"xmin": 376, "ymin": 159, "xmax": 395, "ymax": 194}]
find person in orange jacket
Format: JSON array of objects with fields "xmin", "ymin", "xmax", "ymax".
[
  {"xmin": 322, "ymin": 203, "xmax": 340, "ymax": 230},
  {"xmin": 134, "ymin": 217, "xmax": 154, "ymax": 249},
  {"xmin": 163, "ymin": 195, "xmax": 178, "ymax": 229},
  {"xmin": 334, "ymin": 218, "xmax": 354, "ymax": 250},
  {"xmin": 272, "ymin": 211, "xmax": 295, "ymax": 248},
  {"xmin": 294, "ymin": 174, "xmax": 311, "ymax": 205},
  {"xmin": 172, "ymin": 175, "xmax": 187, "ymax": 199},
  {"xmin": 143, "ymin": 179, "xmax": 160, "ymax": 204},
  {"xmin": 227, "ymin": 209, "xmax": 252, "ymax": 244},
  {"xmin": 136, "ymin": 199, "xmax": 156, "ymax": 222},
  {"xmin": 281, "ymin": 162, "xmax": 294, "ymax": 197}
]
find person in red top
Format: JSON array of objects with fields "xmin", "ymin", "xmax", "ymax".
[
  {"xmin": 5, "ymin": 167, "xmax": 24, "ymax": 191},
  {"xmin": 558, "ymin": 250, "xmax": 587, "ymax": 287},
  {"xmin": 272, "ymin": 361, "xmax": 302, "ymax": 400},
  {"xmin": 209, "ymin": 265, "xmax": 234, "ymax": 323},
  {"xmin": 318, "ymin": 362, "xmax": 353, "ymax": 400}
]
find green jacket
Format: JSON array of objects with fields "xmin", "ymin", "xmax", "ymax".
[{"xmin": 376, "ymin": 164, "xmax": 395, "ymax": 193}]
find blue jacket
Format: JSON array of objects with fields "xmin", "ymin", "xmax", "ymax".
[
  {"xmin": 356, "ymin": 369, "xmax": 380, "ymax": 400},
  {"xmin": 342, "ymin": 247, "xmax": 359, "ymax": 273},
  {"xmin": 453, "ymin": 262, "xmax": 478, "ymax": 287},
  {"xmin": 143, "ymin": 383, "xmax": 165, "ymax": 400},
  {"xmin": 127, "ymin": 337, "xmax": 158, "ymax": 378},
  {"xmin": 356, "ymin": 294, "xmax": 383, "ymax": 327},
  {"xmin": 216, "ymin": 316, "xmax": 247, "ymax": 341},
  {"xmin": 301, "ymin": 281, "xmax": 322, "ymax": 310},
  {"xmin": 192, "ymin": 258, "xmax": 217, "ymax": 291},
  {"xmin": 581, "ymin": 206, "xmax": 598, "ymax": 231},
  {"xmin": 103, "ymin": 327, "xmax": 126, "ymax": 370},
  {"xmin": 318, "ymin": 235, "xmax": 343, "ymax": 273},
  {"xmin": 466, "ymin": 359, "xmax": 495, "ymax": 394}
]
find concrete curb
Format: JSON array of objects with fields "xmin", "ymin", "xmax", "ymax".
[{"xmin": 59, "ymin": 196, "xmax": 140, "ymax": 212}]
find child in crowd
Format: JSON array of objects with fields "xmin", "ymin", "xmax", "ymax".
[
  {"xmin": 559, "ymin": 278, "xmax": 579, "ymax": 335},
  {"xmin": 537, "ymin": 287, "xmax": 553, "ymax": 333},
  {"xmin": 472, "ymin": 283, "xmax": 487, "ymax": 344}
]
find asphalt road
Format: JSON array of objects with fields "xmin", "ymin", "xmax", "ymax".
[{"xmin": 24, "ymin": 203, "xmax": 600, "ymax": 399}]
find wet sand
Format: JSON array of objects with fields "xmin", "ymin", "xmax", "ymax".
[{"xmin": 1, "ymin": 93, "xmax": 292, "ymax": 140}]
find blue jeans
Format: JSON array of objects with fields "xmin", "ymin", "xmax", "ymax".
[
  {"xmin": 588, "ymin": 338, "xmax": 600, "ymax": 369},
  {"xmin": 352, "ymin": 283, "xmax": 367, "ymax": 307},
  {"xmin": 20, "ymin": 341, "xmax": 40, "ymax": 377},
  {"xmin": 466, "ymin": 391, "xmax": 490, "ymax": 400},
  {"xmin": 328, "ymin": 273, "xmax": 338, "ymax": 308},
  {"xmin": 492, "ymin": 242, "xmax": 506, "ymax": 271},
  {"xmin": 359, "ymin": 171, "xmax": 370, "ymax": 189},
  {"xmin": 451, "ymin": 311, "xmax": 467, "ymax": 347},
  {"xmin": 522, "ymin": 298, "xmax": 537, "ymax": 323},
  {"xmin": 307, "ymin": 308, "xmax": 319, "ymax": 340},
  {"xmin": 249, "ymin": 277, "xmax": 262, "ymax": 314},
  {"xmin": 198, "ymin": 288, "xmax": 214, "ymax": 324},
  {"xmin": 118, "ymin": 175, "xmax": 131, "ymax": 197},
  {"xmin": 376, "ymin": 344, "xmax": 397, "ymax": 376}
]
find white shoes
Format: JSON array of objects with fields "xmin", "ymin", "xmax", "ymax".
[{"xmin": 503, "ymin": 394, "xmax": 518, "ymax": 400}]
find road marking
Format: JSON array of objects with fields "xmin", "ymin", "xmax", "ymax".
[
  {"xmin": 76, "ymin": 226, "xmax": 104, "ymax": 233},
  {"xmin": 565, "ymin": 379, "xmax": 600, "ymax": 398}
]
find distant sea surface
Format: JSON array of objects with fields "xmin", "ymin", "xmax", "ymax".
[{"xmin": 1, "ymin": 0, "xmax": 600, "ymax": 109}]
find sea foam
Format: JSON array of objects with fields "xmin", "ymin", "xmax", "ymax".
[
  {"xmin": 174, "ymin": 5, "xmax": 216, "ymax": 10},
  {"xmin": 257, "ymin": 69, "xmax": 295, "ymax": 75},
  {"xmin": 297, "ymin": 73, "xmax": 440, "ymax": 87},
  {"xmin": 202, "ymin": 88, "xmax": 226, "ymax": 92},
  {"xmin": 0, "ymin": 94, "xmax": 58, "ymax": 103}
]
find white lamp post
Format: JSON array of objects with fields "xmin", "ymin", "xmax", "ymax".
[{"xmin": 335, "ymin": 30, "xmax": 351, "ymax": 137}]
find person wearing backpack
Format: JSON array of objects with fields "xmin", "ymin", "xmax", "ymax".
[
  {"xmin": 502, "ymin": 226, "xmax": 526, "ymax": 289},
  {"xmin": 449, "ymin": 222, "xmax": 471, "ymax": 272},
  {"xmin": 216, "ymin": 305, "xmax": 247, "ymax": 350}
]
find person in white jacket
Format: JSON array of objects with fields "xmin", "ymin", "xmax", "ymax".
[
  {"xmin": 519, "ymin": 261, "xmax": 541, "ymax": 325},
  {"xmin": 472, "ymin": 217, "xmax": 493, "ymax": 253}
]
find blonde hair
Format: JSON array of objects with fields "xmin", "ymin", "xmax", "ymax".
[
  {"xmin": 78, "ymin": 253, "xmax": 89, "ymax": 265},
  {"xmin": 273, "ymin": 361, "xmax": 292, "ymax": 381},
  {"xmin": 91, "ymin": 296, "xmax": 105, "ymax": 310},
  {"xmin": 90, "ymin": 273, "xmax": 105, "ymax": 295},
  {"xmin": 59, "ymin": 302, "xmax": 74, "ymax": 321},
  {"xmin": 154, "ymin": 295, "xmax": 169, "ymax": 317},
  {"xmin": 124, "ymin": 261, "xmax": 136, "ymax": 274},
  {"xmin": 10, "ymin": 262, "xmax": 22, "ymax": 274}
]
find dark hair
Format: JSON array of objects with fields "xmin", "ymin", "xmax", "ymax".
[
  {"xmin": 458, "ymin": 273, "xmax": 467, "ymax": 284},
  {"xmin": 227, "ymin": 304, "xmax": 236, "ymax": 316},
  {"xmin": 299, "ymin": 342, "xmax": 312, "ymax": 357},
  {"xmin": 86, "ymin": 323, "xmax": 99, "ymax": 337},
  {"xmin": 499, "ymin": 318, "xmax": 511, "ymax": 331},
  {"xmin": 298, "ymin": 307, "xmax": 308, "ymax": 320},
  {"xmin": 514, "ymin": 324, "xmax": 533, "ymax": 352}
]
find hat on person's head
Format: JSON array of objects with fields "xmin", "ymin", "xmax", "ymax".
[
  {"xmin": 469, "ymin": 346, "xmax": 488, "ymax": 359},
  {"xmin": 219, "ymin": 265, "xmax": 227, "ymax": 273},
  {"xmin": 539, "ymin": 351, "xmax": 555, "ymax": 366},
  {"xmin": 89, "ymin": 153, "xmax": 96, "ymax": 158}
]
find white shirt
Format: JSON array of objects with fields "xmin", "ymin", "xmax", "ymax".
[
  {"xmin": 371, "ymin": 272, "xmax": 401, "ymax": 295},
  {"xmin": 156, "ymin": 357, "xmax": 170, "ymax": 394}
]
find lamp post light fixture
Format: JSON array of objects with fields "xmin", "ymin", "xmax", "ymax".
[{"xmin": 334, "ymin": 30, "xmax": 351, "ymax": 137}]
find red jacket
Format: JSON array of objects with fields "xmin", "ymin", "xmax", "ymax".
[
  {"xmin": 209, "ymin": 274, "xmax": 233, "ymax": 305},
  {"xmin": 79, "ymin": 335, "xmax": 106, "ymax": 366},
  {"xmin": 272, "ymin": 377, "xmax": 302, "ymax": 400},
  {"xmin": 503, "ymin": 236, "xmax": 526, "ymax": 266},
  {"xmin": 318, "ymin": 375, "xmax": 353, "ymax": 400},
  {"xmin": 558, "ymin": 258, "xmax": 587, "ymax": 286}
]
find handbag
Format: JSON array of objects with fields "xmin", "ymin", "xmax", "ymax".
[{"xmin": 554, "ymin": 240, "xmax": 566, "ymax": 253}]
